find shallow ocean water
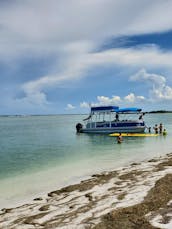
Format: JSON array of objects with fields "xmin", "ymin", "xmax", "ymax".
[{"xmin": 0, "ymin": 113, "xmax": 171, "ymax": 208}]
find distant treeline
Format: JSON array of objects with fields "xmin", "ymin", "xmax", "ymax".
[{"xmin": 147, "ymin": 110, "xmax": 172, "ymax": 113}]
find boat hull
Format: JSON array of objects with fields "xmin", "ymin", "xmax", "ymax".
[
  {"xmin": 80, "ymin": 120, "xmax": 145, "ymax": 134},
  {"xmin": 81, "ymin": 126, "xmax": 145, "ymax": 134}
]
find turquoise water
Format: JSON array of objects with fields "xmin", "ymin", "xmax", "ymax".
[{"xmin": 0, "ymin": 113, "xmax": 172, "ymax": 208}]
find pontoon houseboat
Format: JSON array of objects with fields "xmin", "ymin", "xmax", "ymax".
[{"xmin": 76, "ymin": 106, "xmax": 146, "ymax": 134}]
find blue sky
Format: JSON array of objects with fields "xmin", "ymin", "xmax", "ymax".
[{"xmin": 1, "ymin": 0, "xmax": 172, "ymax": 114}]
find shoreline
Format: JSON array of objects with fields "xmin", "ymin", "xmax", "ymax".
[{"xmin": 0, "ymin": 153, "xmax": 172, "ymax": 228}]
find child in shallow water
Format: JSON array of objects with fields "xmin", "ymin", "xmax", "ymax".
[{"xmin": 163, "ymin": 129, "xmax": 167, "ymax": 136}]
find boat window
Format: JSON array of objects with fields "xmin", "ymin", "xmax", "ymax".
[{"xmin": 119, "ymin": 113, "xmax": 142, "ymax": 121}]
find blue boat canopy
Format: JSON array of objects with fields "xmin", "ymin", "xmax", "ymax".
[
  {"xmin": 91, "ymin": 106, "xmax": 119, "ymax": 112},
  {"xmin": 91, "ymin": 106, "xmax": 141, "ymax": 113},
  {"xmin": 116, "ymin": 107, "xmax": 142, "ymax": 113}
]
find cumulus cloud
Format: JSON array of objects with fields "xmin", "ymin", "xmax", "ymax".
[
  {"xmin": 79, "ymin": 69, "xmax": 172, "ymax": 109},
  {"xmin": 85, "ymin": 96, "xmax": 121, "ymax": 107},
  {"xmin": 96, "ymin": 96, "xmax": 121, "ymax": 105},
  {"xmin": 80, "ymin": 93, "xmax": 145, "ymax": 108},
  {"xmin": 80, "ymin": 102, "xmax": 90, "ymax": 108},
  {"xmin": 130, "ymin": 69, "xmax": 172, "ymax": 100},
  {"xmin": 66, "ymin": 104, "xmax": 75, "ymax": 110},
  {"xmin": 130, "ymin": 68, "xmax": 166, "ymax": 86},
  {"xmin": 124, "ymin": 93, "xmax": 145, "ymax": 103}
]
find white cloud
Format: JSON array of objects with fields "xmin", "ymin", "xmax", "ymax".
[
  {"xmin": 130, "ymin": 68, "xmax": 166, "ymax": 86},
  {"xmin": 21, "ymin": 45, "xmax": 172, "ymax": 105},
  {"xmin": 137, "ymin": 96, "xmax": 145, "ymax": 100},
  {"xmin": 0, "ymin": 0, "xmax": 172, "ymax": 62},
  {"xmin": 80, "ymin": 68, "xmax": 172, "ymax": 109},
  {"xmin": 127, "ymin": 0, "xmax": 172, "ymax": 35},
  {"xmin": 1, "ymin": 0, "xmax": 172, "ymax": 109},
  {"xmin": 130, "ymin": 69, "xmax": 172, "ymax": 101},
  {"xmin": 80, "ymin": 94, "xmax": 144, "ymax": 108},
  {"xmin": 19, "ymin": 91, "xmax": 48, "ymax": 105},
  {"xmin": 124, "ymin": 93, "xmax": 145, "ymax": 103},
  {"xmin": 91, "ymin": 45, "xmax": 172, "ymax": 68},
  {"xmin": 80, "ymin": 102, "xmax": 90, "ymax": 108},
  {"xmin": 1, "ymin": 0, "xmax": 172, "ymax": 46},
  {"xmin": 97, "ymin": 96, "xmax": 121, "ymax": 105},
  {"xmin": 66, "ymin": 104, "xmax": 75, "ymax": 110},
  {"xmin": 83, "ymin": 96, "xmax": 121, "ymax": 108}
]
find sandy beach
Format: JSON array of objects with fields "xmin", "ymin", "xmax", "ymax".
[{"xmin": 0, "ymin": 153, "xmax": 172, "ymax": 229}]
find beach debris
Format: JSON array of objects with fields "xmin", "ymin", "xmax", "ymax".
[
  {"xmin": 33, "ymin": 197, "xmax": 43, "ymax": 201},
  {"xmin": 0, "ymin": 154, "xmax": 171, "ymax": 229}
]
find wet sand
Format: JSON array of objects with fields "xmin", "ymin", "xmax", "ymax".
[{"xmin": 0, "ymin": 153, "xmax": 172, "ymax": 229}]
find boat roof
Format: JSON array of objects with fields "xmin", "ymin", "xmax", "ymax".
[
  {"xmin": 116, "ymin": 107, "xmax": 142, "ymax": 113},
  {"xmin": 91, "ymin": 106, "xmax": 119, "ymax": 112},
  {"xmin": 91, "ymin": 106, "xmax": 141, "ymax": 113}
]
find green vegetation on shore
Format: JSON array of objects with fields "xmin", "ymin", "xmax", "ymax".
[{"xmin": 147, "ymin": 110, "xmax": 172, "ymax": 113}]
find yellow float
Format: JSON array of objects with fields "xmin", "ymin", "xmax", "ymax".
[{"xmin": 109, "ymin": 133, "xmax": 159, "ymax": 137}]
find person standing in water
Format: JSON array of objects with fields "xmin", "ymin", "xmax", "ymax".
[
  {"xmin": 148, "ymin": 127, "xmax": 151, "ymax": 133},
  {"xmin": 153, "ymin": 124, "xmax": 158, "ymax": 134},
  {"xmin": 115, "ymin": 113, "xmax": 119, "ymax": 121},
  {"xmin": 117, "ymin": 133, "xmax": 123, "ymax": 144},
  {"xmin": 146, "ymin": 126, "xmax": 151, "ymax": 133},
  {"xmin": 159, "ymin": 123, "xmax": 163, "ymax": 134},
  {"xmin": 139, "ymin": 112, "xmax": 145, "ymax": 120}
]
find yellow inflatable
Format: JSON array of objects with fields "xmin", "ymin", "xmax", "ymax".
[{"xmin": 109, "ymin": 133, "xmax": 159, "ymax": 137}]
